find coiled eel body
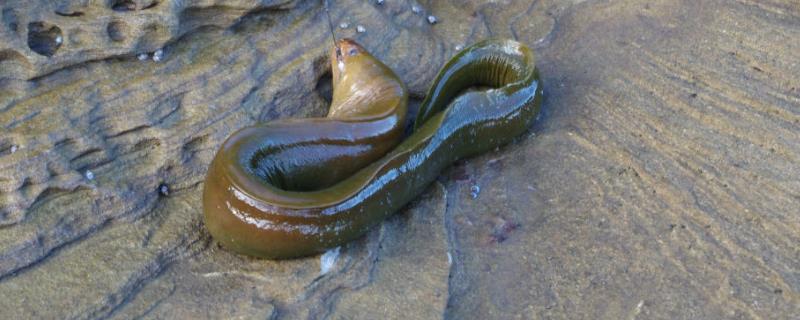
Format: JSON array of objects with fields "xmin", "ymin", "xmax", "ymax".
[{"xmin": 203, "ymin": 38, "xmax": 542, "ymax": 259}]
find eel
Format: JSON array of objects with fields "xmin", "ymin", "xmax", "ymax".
[{"xmin": 203, "ymin": 38, "xmax": 543, "ymax": 259}]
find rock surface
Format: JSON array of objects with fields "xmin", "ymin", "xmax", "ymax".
[
  {"xmin": 0, "ymin": 0, "xmax": 297, "ymax": 80},
  {"xmin": 0, "ymin": 0, "xmax": 798, "ymax": 319}
]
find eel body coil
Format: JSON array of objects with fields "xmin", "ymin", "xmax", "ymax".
[{"xmin": 203, "ymin": 38, "xmax": 542, "ymax": 259}]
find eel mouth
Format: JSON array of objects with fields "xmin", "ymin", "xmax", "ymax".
[
  {"xmin": 337, "ymin": 38, "xmax": 365, "ymax": 58},
  {"xmin": 330, "ymin": 38, "xmax": 368, "ymax": 85}
]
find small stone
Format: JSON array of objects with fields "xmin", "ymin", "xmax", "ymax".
[
  {"xmin": 9, "ymin": 144, "xmax": 18, "ymax": 154},
  {"xmin": 411, "ymin": 5, "xmax": 422, "ymax": 14},
  {"xmin": 427, "ymin": 15, "xmax": 438, "ymax": 24},
  {"xmin": 470, "ymin": 185, "xmax": 480, "ymax": 199},
  {"xmin": 455, "ymin": 44, "xmax": 464, "ymax": 51},
  {"xmin": 356, "ymin": 25, "xmax": 366, "ymax": 33},
  {"xmin": 339, "ymin": 22, "xmax": 349, "ymax": 29},
  {"xmin": 152, "ymin": 49, "xmax": 164, "ymax": 62},
  {"xmin": 376, "ymin": 0, "xmax": 384, "ymax": 5},
  {"xmin": 320, "ymin": 246, "xmax": 340, "ymax": 275},
  {"xmin": 85, "ymin": 170, "xmax": 94, "ymax": 180},
  {"xmin": 158, "ymin": 183, "xmax": 170, "ymax": 196},
  {"xmin": 137, "ymin": 53, "xmax": 149, "ymax": 61}
]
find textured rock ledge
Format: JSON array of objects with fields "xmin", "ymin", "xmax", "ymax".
[
  {"xmin": 0, "ymin": 0, "xmax": 798, "ymax": 319},
  {"xmin": 0, "ymin": 0, "xmax": 298, "ymax": 80}
]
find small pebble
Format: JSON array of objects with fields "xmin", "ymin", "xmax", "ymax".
[
  {"xmin": 9, "ymin": 144, "xmax": 18, "ymax": 154},
  {"xmin": 85, "ymin": 170, "xmax": 95, "ymax": 180},
  {"xmin": 356, "ymin": 25, "xmax": 366, "ymax": 33},
  {"xmin": 427, "ymin": 15, "xmax": 438, "ymax": 24},
  {"xmin": 411, "ymin": 5, "xmax": 422, "ymax": 14},
  {"xmin": 158, "ymin": 184, "xmax": 170, "ymax": 196},
  {"xmin": 137, "ymin": 53, "xmax": 149, "ymax": 61},
  {"xmin": 55, "ymin": 35, "xmax": 63, "ymax": 44},
  {"xmin": 470, "ymin": 185, "xmax": 481, "ymax": 199},
  {"xmin": 152, "ymin": 49, "xmax": 164, "ymax": 62},
  {"xmin": 339, "ymin": 22, "xmax": 349, "ymax": 29},
  {"xmin": 376, "ymin": 0, "xmax": 384, "ymax": 5},
  {"xmin": 320, "ymin": 246, "xmax": 340, "ymax": 275},
  {"xmin": 455, "ymin": 44, "xmax": 464, "ymax": 51}
]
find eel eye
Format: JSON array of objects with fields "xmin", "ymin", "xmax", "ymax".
[{"xmin": 348, "ymin": 48, "xmax": 358, "ymax": 56}]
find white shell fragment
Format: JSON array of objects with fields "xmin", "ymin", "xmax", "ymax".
[
  {"xmin": 152, "ymin": 49, "xmax": 164, "ymax": 62},
  {"xmin": 470, "ymin": 185, "xmax": 481, "ymax": 199},
  {"xmin": 159, "ymin": 184, "xmax": 170, "ymax": 196},
  {"xmin": 320, "ymin": 246, "xmax": 341, "ymax": 275}
]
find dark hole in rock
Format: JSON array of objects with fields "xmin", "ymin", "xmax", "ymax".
[
  {"xmin": 111, "ymin": 0, "xmax": 136, "ymax": 11},
  {"xmin": 316, "ymin": 70, "xmax": 333, "ymax": 103},
  {"xmin": 27, "ymin": 22, "xmax": 63, "ymax": 57},
  {"xmin": 143, "ymin": 1, "xmax": 159, "ymax": 10},
  {"xmin": 54, "ymin": 11, "xmax": 84, "ymax": 17},
  {"xmin": 107, "ymin": 20, "xmax": 126, "ymax": 42},
  {"xmin": 2, "ymin": 8, "xmax": 18, "ymax": 32},
  {"xmin": 451, "ymin": 166, "xmax": 471, "ymax": 181},
  {"xmin": 0, "ymin": 49, "xmax": 28, "ymax": 65},
  {"xmin": 0, "ymin": 51, "xmax": 31, "ymax": 81}
]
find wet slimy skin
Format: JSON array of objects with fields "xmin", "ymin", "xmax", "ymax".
[{"xmin": 203, "ymin": 38, "xmax": 542, "ymax": 259}]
